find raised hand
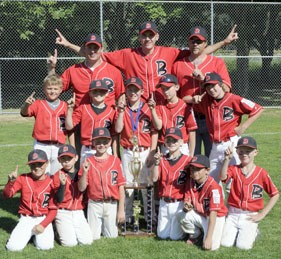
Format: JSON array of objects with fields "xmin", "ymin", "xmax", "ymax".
[
  {"xmin": 117, "ymin": 98, "xmax": 126, "ymax": 112},
  {"xmin": 154, "ymin": 146, "xmax": 162, "ymax": 165},
  {"xmin": 25, "ymin": 92, "xmax": 36, "ymax": 105},
  {"xmin": 82, "ymin": 158, "xmax": 90, "ymax": 175},
  {"xmin": 59, "ymin": 171, "xmax": 67, "ymax": 185},
  {"xmin": 192, "ymin": 64, "xmax": 204, "ymax": 81},
  {"xmin": 55, "ymin": 29, "xmax": 71, "ymax": 48},
  {"xmin": 224, "ymin": 142, "xmax": 234, "ymax": 161},
  {"xmin": 8, "ymin": 165, "xmax": 18, "ymax": 181},
  {"xmin": 67, "ymin": 93, "xmax": 76, "ymax": 110},
  {"xmin": 47, "ymin": 49, "xmax": 57, "ymax": 69},
  {"xmin": 183, "ymin": 197, "xmax": 193, "ymax": 212},
  {"xmin": 148, "ymin": 92, "xmax": 156, "ymax": 110},
  {"xmin": 224, "ymin": 24, "xmax": 238, "ymax": 44},
  {"xmin": 192, "ymin": 92, "xmax": 206, "ymax": 104}
]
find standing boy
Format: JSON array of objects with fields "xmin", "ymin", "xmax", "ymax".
[
  {"xmin": 52, "ymin": 144, "xmax": 93, "ymax": 246},
  {"xmin": 149, "ymin": 74, "xmax": 197, "ymax": 157},
  {"xmin": 115, "ymin": 77, "xmax": 158, "ymax": 221},
  {"xmin": 192, "ymin": 72, "xmax": 263, "ymax": 184},
  {"xmin": 3, "ymin": 150, "xmax": 57, "ymax": 251},
  {"xmin": 65, "ymin": 79, "xmax": 117, "ymax": 164},
  {"xmin": 177, "ymin": 155, "xmax": 227, "ymax": 250},
  {"xmin": 152, "ymin": 127, "xmax": 192, "ymax": 240},
  {"xmin": 78, "ymin": 127, "xmax": 126, "ymax": 240},
  {"xmin": 20, "ymin": 74, "xmax": 71, "ymax": 175},
  {"xmin": 220, "ymin": 136, "xmax": 279, "ymax": 250}
]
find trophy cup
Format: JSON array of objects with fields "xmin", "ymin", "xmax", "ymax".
[{"xmin": 129, "ymin": 155, "xmax": 142, "ymax": 187}]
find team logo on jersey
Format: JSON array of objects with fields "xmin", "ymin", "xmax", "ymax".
[
  {"xmin": 111, "ymin": 170, "xmax": 118, "ymax": 185},
  {"xmin": 176, "ymin": 116, "xmax": 185, "ymax": 128},
  {"xmin": 141, "ymin": 118, "xmax": 151, "ymax": 133},
  {"xmin": 103, "ymin": 77, "xmax": 114, "ymax": 93},
  {"xmin": 59, "ymin": 116, "xmax": 66, "ymax": 131},
  {"xmin": 222, "ymin": 107, "xmax": 234, "ymax": 121},
  {"xmin": 252, "ymin": 184, "xmax": 263, "ymax": 199},
  {"xmin": 203, "ymin": 198, "xmax": 210, "ymax": 212},
  {"xmin": 156, "ymin": 60, "xmax": 167, "ymax": 76},
  {"xmin": 42, "ymin": 193, "xmax": 50, "ymax": 208},
  {"xmin": 177, "ymin": 170, "xmax": 187, "ymax": 185},
  {"xmin": 104, "ymin": 120, "xmax": 112, "ymax": 129}
]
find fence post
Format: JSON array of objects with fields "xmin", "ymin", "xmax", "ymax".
[
  {"xmin": 100, "ymin": 0, "xmax": 103, "ymax": 41},
  {"xmin": 0, "ymin": 63, "xmax": 2, "ymax": 114}
]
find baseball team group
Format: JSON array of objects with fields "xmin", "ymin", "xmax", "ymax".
[{"xmin": 3, "ymin": 21, "xmax": 279, "ymax": 252}]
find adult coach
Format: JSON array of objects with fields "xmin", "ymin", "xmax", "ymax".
[
  {"xmin": 53, "ymin": 22, "xmax": 238, "ymax": 104},
  {"xmin": 172, "ymin": 26, "xmax": 233, "ymax": 157}
]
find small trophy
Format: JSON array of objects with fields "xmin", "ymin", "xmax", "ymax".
[{"xmin": 132, "ymin": 200, "xmax": 141, "ymax": 233}]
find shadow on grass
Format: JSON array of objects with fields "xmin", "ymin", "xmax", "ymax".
[{"xmin": 0, "ymin": 190, "xmax": 20, "ymax": 216}]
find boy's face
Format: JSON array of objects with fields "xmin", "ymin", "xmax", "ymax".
[
  {"xmin": 92, "ymin": 137, "xmax": 111, "ymax": 154},
  {"xmin": 189, "ymin": 165, "xmax": 209, "ymax": 183},
  {"xmin": 237, "ymin": 146, "xmax": 258, "ymax": 165},
  {"xmin": 125, "ymin": 85, "xmax": 143, "ymax": 102},
  {"xmin": 164, "ymin": 136, "xmax": 182, "ymax": 152},
  {"xmin": 58, "ymin": 155, "xmax": 78, "ymax": 172},
  {"xmin": 205, "ymin": 83, "xmax": 224, "ymax": 99},
  {"xmin": 43, "ymin": 84, "xmax": 62, "ymax": 101},
  {"xmin": 89, "ymin": 89, "xmax": 108, "ymax": 104},
  {"xmin": 29, "ymin": 161, "xmax": 48, "ymax": 180},
  {"xmin": 139, "ymin": 31, "xmax": 159, "ymax": 51},
  {"xmin": 160, "ymin": 84, "xmax": 179, "ymax": 101},
  {"xmin": 85, "ymin": 43, "xmax": 102, "ymax": 63}
]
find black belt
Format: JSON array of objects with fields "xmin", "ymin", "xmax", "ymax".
[
  {"xmin": 38, "ymin": 140, "xmax": 60, "ymax": 145},
  {"xmin": 162, "ymin": 197, "xmax": 183, "ymax": 203},
  {"xmin": 93, "ymin": 198, "xmax": 116, "ymax": 203}
]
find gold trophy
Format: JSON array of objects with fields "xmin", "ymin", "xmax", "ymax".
[{"xmin": 129, "ymin": 134, "xmax": 142, "ymax": 187}]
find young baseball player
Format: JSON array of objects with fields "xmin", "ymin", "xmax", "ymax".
[
  {"xmin": 20, "ymin": 73, "xmax": 72, "ymax": 175},
  {"xmin": 65, "ymin": 79, "xmax": 117, "ymax": 164},
  {"xmin": 152, "ymin": 127, "xmax": 192, "ymax": 240},
  {"xmin": 54, "ymin": 23, "xmax": 238, "ymax": 104},
  {"xmin": 115, "ymin": 76, "xmax": 158, "ymax": 222},
  {"xmin": 52, "ymin": 144, "xmax": 93, "ymax": 247},
  {"xmin": 220, "ymin": 136, "xmax": 279, "ymax": 250},
  {"xmin": 78, "ymin": 127, "xmax": 126, "ymax": 240},
  {"xmin": 148, "ymin": 74, "xmax": 197, "ymax": 157},
  {"xmin": 172, "ymin": 25, "xmax": 233, "ymax": 157},
  {"xmin": 177, "ymin": 155, "xmax": 228, "ymax": 250},
  {"xmin": 192, "ymin": 72, "xmax": 264, "ymax": 185},
  {"xmin": 3, "ymin": 149, "xmax": 57, "ymax": 251}
]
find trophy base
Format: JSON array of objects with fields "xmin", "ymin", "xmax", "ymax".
[{"xmin": 120, "ymin": 230, "xmax": 155, "ymax": 238}]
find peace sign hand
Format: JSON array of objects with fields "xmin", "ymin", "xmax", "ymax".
[
  {"xmin": 224, "ymin": 142, "xmax": 234, "ymax": 161},
  {"xmin": 82, "ymin": 158, "xmax": 90, "ymax": 175},
  {"xmin": 192, "ymin": 65, "xmax": 204, "ymax": 81},
  {"xmin": 55, "ymin": 29, "xmax": 71, "ymax": 48},
  {"xmin": 224, "ymin": 24, "xmax": 238, "ymax": 44}
]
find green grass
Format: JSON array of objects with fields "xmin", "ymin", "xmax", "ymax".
[{"xmin": 0, "ymin": 111, "xmax": 281, "ymax": 258}]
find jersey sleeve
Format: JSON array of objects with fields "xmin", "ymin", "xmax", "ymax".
[
  {"xmin": 102, "ymin": 49, "xmax": 128, "ymax": 71},
  {"xmin": 185, "ymin": 106, "xmax": 198, "ymax": 131},
  {"xmin": 61, "ymin": 67, "xmax": 73, "ymax": 92},
  {"xmin": 262, "ymin": 169, "xmax": 279, "ymax": 197},
  {"xmin": 25, "ymin": 100, "xmax": 40, "ymax": 117},
  {"xmin": 3, "ymin": 177, "xmax": 23, "ymax": 198},
  {"xmin": 72, "ymin": 105, "xmax": 83, "ymax": 128}
]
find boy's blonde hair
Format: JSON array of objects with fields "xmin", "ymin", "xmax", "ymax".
[{"xmin": 43, "ymin": 73, "xmax": 63, "ymax": 89}]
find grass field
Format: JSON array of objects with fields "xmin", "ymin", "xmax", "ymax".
[{"xmin": 0, "ymin": 110, "xmax": 281, "ymax": 259}]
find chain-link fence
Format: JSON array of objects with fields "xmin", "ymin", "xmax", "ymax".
[{"xmin": 1, "ymin": 1, "xmax": 281, "ymax": 113}]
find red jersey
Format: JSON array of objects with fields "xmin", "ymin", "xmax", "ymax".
[
  {"xmin": 72, "ymin": 104, "xmax": 116, "ymax": 146},
  {"xmin": 103, "ymin": 47, "xmax": 189, "ymax": 103},
  {"xmin": 185, "ymin": 175, "xmax": 227, "ymax": 217},
  {"xmin": 172, "ymin": 55, "xmax": 232, "ymax": 99},
  {"xmin": 78, "ymin": 155, "xmax": 126, "ymax": 201},
  {"xmin": 194, "ymin": 92, "xmax": 263, "ymax": 142},
  {"xmin": 155, "ymin": 98, "xmax": 198, "ymax": 143},
  {"xmin": 223, "ymin": 165, "xmax": 279, "ymax": 212},
  {"xmin": 157, "ymin": 154, "xmax": 192, "ymax": 200},
  {"xmin": 52, "ymin": 170, "xmax": 84, "ymax": 210},
  {"xmin": 3, "ymin": 174, "xmax": 57, "ymax": 228},
  {"xmin": 118, "ymin": 103, "xmax": 156, "ymax": 149},
  {"xmin": 61, "ymin": 61, "xmax": 125, "ymax": 108},
  {"xmin": 24, "ymin": 100, "xmax": 67, "ymax": 144}
]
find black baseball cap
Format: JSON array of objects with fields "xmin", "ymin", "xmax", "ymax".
[
  {"xmin": 84, "ymin": 33, "xmax": 102, "ymax": 47},
  {"xmin": 189, "ymin": 154, "xmax": 210, "ymax": 168},
  {"xmin": 188, "ymin": 26, "xmax": 207, "ymax": 41},
  {"xmin": 236, "ymin": 136, "xmax": 257, "ymax": 149},
  {"xmin": 156, "ymin": 74, "xmax": 178, "ymax": 88},
  {"xmin": 125, "ymin": 77, "xmax": 143, "ymax": 89},
  {"xmin": 89, "ymin": 79, "xmax": 109, "ymax": 92},
  {"xmin": 58, "ymin": 144, "xmax": 77, "ymax": 159},
  {"xmin": 139, "ymin": 21, "xmax": 158, "ymax": 35},
  {"xmin": 202, "ymin": 73, "xmax": 222, "ymax": 87},
  {"xmin": 92, "ymin": 127, "xmax": 111, "ymax": 140},
  {"xmin": 165, "ymin": 127, "xmax": 182, "ymax": 140},
  {"xmin": 27, "ymin": 149, "xmax": 48, "ymax": 165}
]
